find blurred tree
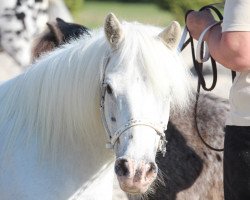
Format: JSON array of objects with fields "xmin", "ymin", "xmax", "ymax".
[{"xmin": 155, "ymin": 0, "xmax": 223, "ymax": 23}]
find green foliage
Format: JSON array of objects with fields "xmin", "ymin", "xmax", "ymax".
[
  {"xmin": 64, "ymin": 0, "xmax": 84, "ymax": 13},
  {"xmin": 155, "ymin": 0, "xmax": 222, "ymax": 23}
]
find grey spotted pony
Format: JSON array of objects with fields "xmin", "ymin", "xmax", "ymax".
[
  {"xmin": 34, "ymin": 19, "xmax": 228, "ymax": 200},
  {"xmin": 0, "ymin": 0, "xmax": 72, "ymax": 67},
  {"xmin": 131, "ymin": 93, "xmax": 227, "ymax": 200}
]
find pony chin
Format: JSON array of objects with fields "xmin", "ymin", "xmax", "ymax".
[
  {"xmin": 118, "ymin": 179, "xmax": 149, "ymax": 195},
  {"xmin": 117, "ymin": 175, "xmax": 156, "ymax": 194}
]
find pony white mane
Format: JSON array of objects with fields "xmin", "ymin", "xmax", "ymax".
[{"xmin": 0, "ymin": 21, "xmax": 192, "ymax": 157}]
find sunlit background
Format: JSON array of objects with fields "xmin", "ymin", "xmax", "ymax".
[{"xmin": 66, "ymin": 0, "xmax": 222, "ymax": 28}]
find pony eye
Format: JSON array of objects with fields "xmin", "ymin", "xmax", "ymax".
[
  {"xmin": 106, "ymin": 84, "xmax": 113, "ymax": 95},
  {"xmin": 111, "ymin": 117, "xmax": 116, "ymax": 122}
]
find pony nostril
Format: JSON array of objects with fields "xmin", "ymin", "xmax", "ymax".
[
  {"xmin": 146, "ymin": 162, "xmax": 158, "ymax": 177},
  {"xmin": 115, "ymin": 158, "xmax": 130, "ymax": 177}
]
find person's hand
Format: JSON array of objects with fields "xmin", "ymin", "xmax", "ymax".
[{"xmin": 186, "ymin": 9, "xmax": 217, "ymax": 40}]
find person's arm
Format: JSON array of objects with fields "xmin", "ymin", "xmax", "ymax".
[
  {"xmin": 206, "ymin": 24, "xmax": 250, "ymax": 72},
  {"xmin": 186, "ymin": 10, "xmax": 250, "ymax": 72}
]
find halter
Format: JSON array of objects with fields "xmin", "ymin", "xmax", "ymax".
[{"xmin": 99, "ymin": 56, "xmax": 168, "ymax": 156}]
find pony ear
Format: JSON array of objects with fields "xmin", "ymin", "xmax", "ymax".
[
  {"xmin": 46, "ymin": 22, "xmax": 64, "ymax": 45},
  {"xmin": 104, "ymin": 13, "xmax": 124, "ymax": 48},
  {"xmin": 158, "ymin": 21, "xmax": 181, "ymax": 50}
]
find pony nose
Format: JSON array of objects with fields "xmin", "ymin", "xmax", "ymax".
[
  {"xmin": 146, "ymin": 162, "xmax": 158, "ymax": 177},
  {"xmin": 114, "ymin": 157, "xmax": 158, "ymax": 178}
]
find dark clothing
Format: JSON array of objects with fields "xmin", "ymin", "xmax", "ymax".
[{"xmin": 224, "ymin": 126, "xmax": 250, "ymax": 200}]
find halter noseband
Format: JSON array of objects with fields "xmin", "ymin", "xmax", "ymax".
[{"xmin": 100, "ymin": 57, "xmax": 168, "ymax": 156}]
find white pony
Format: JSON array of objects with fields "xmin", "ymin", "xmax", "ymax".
[{"xmin": 0, "ymin": 13, "xmax": 192, "ymax": 199}]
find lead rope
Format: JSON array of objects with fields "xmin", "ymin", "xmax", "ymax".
[{"xmin": 179, "ymin": 4, "xmax": 236, "ymax": 152}]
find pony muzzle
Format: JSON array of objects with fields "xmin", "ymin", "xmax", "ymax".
[{"xmin": 114, "ymin": 157, "xmax": 158, "ymax": 194}]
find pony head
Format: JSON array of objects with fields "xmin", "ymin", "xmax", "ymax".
[{"xmin": 101, "ymin": 13, "xmax": 190, "ymax": 194}]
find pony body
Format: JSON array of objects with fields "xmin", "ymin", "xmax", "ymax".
[
  {"xmin": 148, "ymin": 93, "xmax": 227, "ymax": 200},
  {"xmin": 0, "ymin": 14, "xmax": 192, "ymax": 199}
]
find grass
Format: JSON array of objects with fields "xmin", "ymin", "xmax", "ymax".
[{"xmin": 73, "ymin": 1, "xmax": 175, "ymax": 29}]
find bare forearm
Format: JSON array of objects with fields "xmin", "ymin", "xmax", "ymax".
[
  {"xmin": 187, "ymin": 10, "xmax": 250, "ymax": 72},
  {"xmin": 205, "ymin": 25, "xmax": 250, "ymax": 72}
]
